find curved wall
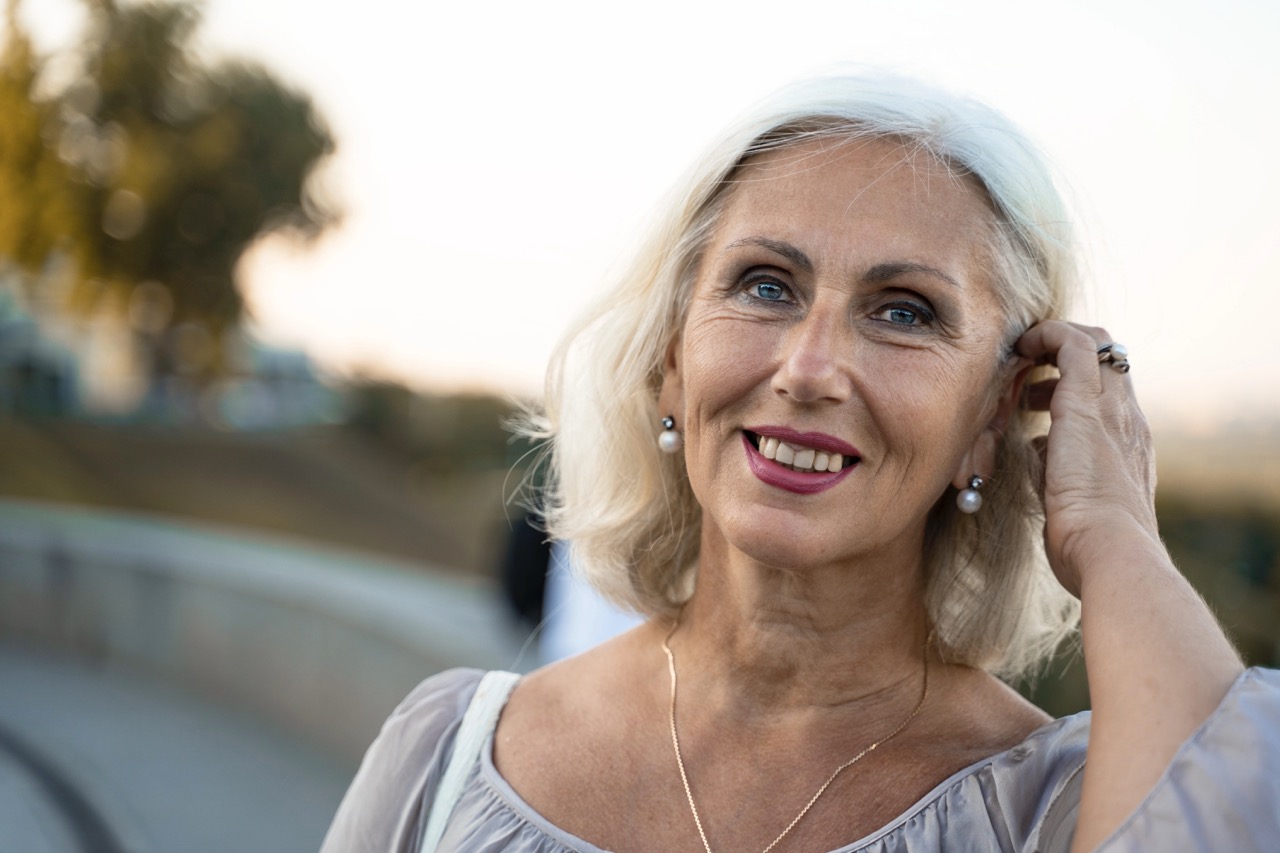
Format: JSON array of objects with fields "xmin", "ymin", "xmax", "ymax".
[{"xmin": 0, "ymin": 498, "xmax": 530, "ymax": 762}]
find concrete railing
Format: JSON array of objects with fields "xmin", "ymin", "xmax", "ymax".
[{"xmin": 0, "ymin": 498, "xmax": 531, "ymax": 764}]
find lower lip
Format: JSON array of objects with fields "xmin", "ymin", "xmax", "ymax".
[{"xmin": 742, "ymin": 433, "xmax": 856, "ymax": 494}]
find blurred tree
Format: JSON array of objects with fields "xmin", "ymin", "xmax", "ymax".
[
  {"xmin": 0, "ymin": 0, "xmax": 337, "ymax": 380},
  {"xmin": 0, "ymin": 0, "xmax": 77, "ymax": 274}
]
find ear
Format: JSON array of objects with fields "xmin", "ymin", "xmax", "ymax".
[
  {"xmin": 951, "ymin": 358, "xmax": 1033, "ymax": 489},
  {"xmin": 657, "ymin": 333, "xmax": 684, "ymax": 420}
]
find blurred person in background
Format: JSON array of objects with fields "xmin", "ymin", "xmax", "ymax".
[{"xmin": 322, "ymin": 72, "xmax": 1279, "ymax": 852}]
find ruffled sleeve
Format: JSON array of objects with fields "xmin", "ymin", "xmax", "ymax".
[
  {"xmin": 1094, "ymin": 667, "xmax": 1280, "ymax": 852},
  {"xmin": 320, "ymin": 668, "xmax": 484, "ymax": 853}
]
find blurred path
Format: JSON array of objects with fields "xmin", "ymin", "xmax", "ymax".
[{"xmin": 0, "ymin": 643, "xmax": 351, "ymax": 853}]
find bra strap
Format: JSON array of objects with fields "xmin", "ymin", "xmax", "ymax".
[{"xmin": 419, "ymin": 670, "xmax": 520, "ymax": 853}]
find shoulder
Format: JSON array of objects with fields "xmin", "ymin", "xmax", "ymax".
[
  {"xmin": 914, "ymin": 664, "xmax": 1054, "ymax": 769},
  {"xmin": 949, "ymin": 668, "xmax": 1089, "ymax": 850},
  {"xmin": 320, "ymin": 668, "xmax": 488, "ymax": 853},
  {"xmin": 890, "ymin": 667, "xmax": 1280, "ymax": 853},
  {"xmin": 854, "ymin": 665, "xmax": 1087, "ymax": 853},
  {"xmin": 386, "ymin": 667, "xmax": 489, "ymax": 736},
  {"xmin": 851, "ymin": 709, "xmax": 1091, "ymax": 853},
  {"xmin": 991, "ymin": 710, "xmax": 1091, "ymax": 851},
  {"xmin": 365, "ymin": 667, "xmax": 491, "ymax": 777}
]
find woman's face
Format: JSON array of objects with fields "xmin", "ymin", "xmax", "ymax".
[{"xmin": 661, "ymin": 137, "xmax": 1015, "ymax": 570}]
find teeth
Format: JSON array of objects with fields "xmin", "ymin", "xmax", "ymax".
[{"xmin": 754, "ymin": 434, "xmax": 851, "ymax": 474}]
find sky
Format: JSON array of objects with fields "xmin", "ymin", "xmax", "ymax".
[{"xmin": 15, "ymin": 0, "xmax": 1280, "ymax": 430}]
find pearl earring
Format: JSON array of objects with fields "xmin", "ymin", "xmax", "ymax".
[
  {"xmin": 956, "ymin": 475, "xmax": 984, "ymax": 514},
  {"xmin": 658, "ymin": 416, "xmax": 682, "ymax": 454}
]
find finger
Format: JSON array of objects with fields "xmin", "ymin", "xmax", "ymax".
[
  {"xmin": 1016, "ymin": 321, "xmax": 1108, "ymax": 397},
  {"xmin": 1013, "ymin": 320, "xmax": 1146, "ymax": 409},
  {"xmin": 1096, "ymin": 343, "xmax": 1135, "ymax": 384}
]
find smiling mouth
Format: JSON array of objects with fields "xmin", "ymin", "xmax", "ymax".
[{"xmin": 744, "ymin": 431, "xmax": 860, "ymax": 474}]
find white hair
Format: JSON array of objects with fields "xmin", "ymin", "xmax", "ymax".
[{"xmin": 522, "ymin": 72, "xmax": 1080, "ymax": 680}]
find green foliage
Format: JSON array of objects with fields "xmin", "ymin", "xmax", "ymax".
[
  {"xmin": 1020, "ymin": 496, "xmax": 1280, "ymax": 717},
  {"xmin": 0, "ymin": 0, "xmax": 337, "ymax": 375},
  {"xmin": 0, "ymin": 2, "xmax": 77, "ymax": 270},
  {"xmin": 1157, "ymin": 497, "xmax": 1280, "ymax": 668}
]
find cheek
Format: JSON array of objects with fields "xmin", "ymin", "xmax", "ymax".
[
  {"xmin": 682, "ymin": 316, "xmax": 777, "ymax": 419},
  {"xmin": 862, "ymin": 351, "xmax": 993, "ymax": 460},
  {"xmin": 861, "ymin": 347, "xmax": 956, "ymax": 407}
]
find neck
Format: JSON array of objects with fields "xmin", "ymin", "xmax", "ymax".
[{"xmin": 676, "ymin": 520, "xmax": 930, "ymax": 716}]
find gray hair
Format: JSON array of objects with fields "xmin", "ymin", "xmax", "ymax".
[{"xmin": 523, "ymin": 72, "xmax": 1080, "ymax": 680}]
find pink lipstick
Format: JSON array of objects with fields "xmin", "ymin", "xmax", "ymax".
[
  {"xmin": 746, "ymin": 426, "xmax": 860, "ymax": 459},
  {"xmin": 741, "ymin": 429, "xmax": 860, "ymax": 495}
]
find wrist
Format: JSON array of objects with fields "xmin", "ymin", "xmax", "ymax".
[{"xmin": 1060, "ymin": 518, "xmax": 1168, "ymax": 598}]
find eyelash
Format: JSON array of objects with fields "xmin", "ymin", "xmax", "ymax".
[
  {"xmin": 744, "ymin": 277, "xmax": 791, "ymax": 303},
  {"xmin": 737, "ymin": 273, "xmax": 936, "ymax": 330},
  {"xmin": 872, "ymin": 300, "xmax": 936, "ymax": 328}
]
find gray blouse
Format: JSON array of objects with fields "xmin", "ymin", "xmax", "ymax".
[{"xmin": 321, "ymin": 667, "xmax": 1280, "ymax": 852}]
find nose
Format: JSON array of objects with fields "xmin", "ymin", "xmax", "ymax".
[{"xmin": 771, "ymin": 304, "xmax": 853, "ymax": 404}]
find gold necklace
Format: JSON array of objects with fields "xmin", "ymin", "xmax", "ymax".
[{"xmin": 661, "ymin": 620, "xmax": 930, "ymax": 853}]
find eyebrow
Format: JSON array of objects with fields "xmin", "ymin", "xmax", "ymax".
[
  {"xmin": 722, "ymin": 237, "xmax": 962, "ymax": 290},
  {"xmin": 722, "ymin": 237, "xmax": 813, "ymax": 274},
  {"xmin": 865, "ymin": 261, "xmax": 962, "ymax": 290}
]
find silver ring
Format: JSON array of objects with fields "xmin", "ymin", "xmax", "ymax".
[{"xmin": 1097, "ymin": 343, "xmax": 1131, "ymax": 374}]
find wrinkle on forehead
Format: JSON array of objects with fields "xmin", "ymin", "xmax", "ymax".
[
  {"xmin": 715, "ymin": 138, "xmax": 998, "ymax": 272},
  {"xmin": 728, "ymin": 136, "xmax": 996, "ymax": 227}
]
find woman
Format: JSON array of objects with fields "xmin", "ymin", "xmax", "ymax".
[{"xmin": 323, "ymin": 73, "xmax": 1278, "ymax": 852}]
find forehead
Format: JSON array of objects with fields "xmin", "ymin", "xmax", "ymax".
[{"xmin": 712, "ymin": 137, "xmax": 997, "ymax": 269}]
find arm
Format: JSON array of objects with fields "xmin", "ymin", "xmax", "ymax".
[{"xmin": 1015, "ymin": 322, "xmax": 1243, "ymax": 853}]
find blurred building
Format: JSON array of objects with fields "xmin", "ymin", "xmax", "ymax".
[
  {"xmin": 0, "ymin": 269, "xmax": 341, "ymax": 429},
  {"xmin": 0, "ymin": 282, "xmax": 78, "ymax": 417}
]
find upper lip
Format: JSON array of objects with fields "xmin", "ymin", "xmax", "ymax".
[{"xmin": 744, "ymin": 426, "xmax": 861, "ymax": 459}]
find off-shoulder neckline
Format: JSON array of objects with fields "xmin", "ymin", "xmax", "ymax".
[{"xmin": 475, "ymin": 678, "xmax": 1091, "ymax": 853}]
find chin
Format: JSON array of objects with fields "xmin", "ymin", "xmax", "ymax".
[{"xmin": 710, "ymin": 507, "xmax": 850, "ymax": 571}]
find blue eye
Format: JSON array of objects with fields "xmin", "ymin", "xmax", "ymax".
[
  {"xmin": 874, "ymin": 301, "xmax": 935, "ymax": 327},
  {"xmin": 752, "ymin": 281, "xmax": 786, "ymax": 301}
]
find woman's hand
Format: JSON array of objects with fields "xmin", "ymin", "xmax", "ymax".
[
  {"xmin": 1017, "ymin": 320, "xmax": 1243, "ymax": 852},
  {"xmin": 1015, "ymin": 320, "xmax": 1159, "ymax": 597}
]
